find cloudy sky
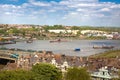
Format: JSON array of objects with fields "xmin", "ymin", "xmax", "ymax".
[{"xmin": 0, "ymin": 0, "xmax": 120, "ymax": 27}]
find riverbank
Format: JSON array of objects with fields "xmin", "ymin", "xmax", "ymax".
[{"xmin": 90, "ymin": 49, "xmax": 120, "ymax": 58}]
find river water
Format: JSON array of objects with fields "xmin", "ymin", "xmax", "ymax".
[{"xmin": 0, "ymin": 40, "xmax": 120, "ymax": 56}]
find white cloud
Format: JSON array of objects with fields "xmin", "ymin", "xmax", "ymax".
[
  {"xmin": 31, "ymin": 2, "xmax": 51, "ymax": 6},
  {"xmin": 48, "ymin": 9, "xmax": 56, "ymax": 12},
  {"xmin": 110, "ymin": 4, "xmax": 120, "ymax": 9},
  {"xmin": 100, "ymin": 8, "xmax": 110, "ymax": 12},
  {"xmin": 77, "ymin": 8, "xmax": 86, "ymax": 12},
  {"xmin": 29, "ymin": 0, "xmax": 51, "ymax": 7},
  {"xmin": 0, "ymin": 0, "xmax": 120, "ymax": 26},
  {"xmin": 5, "ymin": 12, "xmax": 11, "ymax": 15},
  {"xmin": 70, "ymin": 12, "xmax": 78, "ymax": 15},
  {"xmin": 1, "ymin": 4, "xmax": 16, "ymax": 8}
]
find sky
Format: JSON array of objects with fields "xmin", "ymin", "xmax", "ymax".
[{"xmin": 0, "ymin": 0, "xmax": 120, "ymax": 27}]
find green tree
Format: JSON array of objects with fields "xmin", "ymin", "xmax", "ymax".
[
  {"xmin": 71, "ymin": 26, "xmax": 80, "ymax": 30},
  {"xmin": 53, "ymin": 25, "xmax": 65, "ymax": 29},
  {"xmin": 0, "ymin": 69, "xmax": 35, "ymax": 80},
  {"xmin": 7, "ymin": 28, "xmax": 20, "ymax": 36},
  {"xmin": 65, "ymin": 67, "xmax": 91, "ymax": 80},
  {"xmin": 32, "ymin": 63, "xmax": 62, "ymax": 80}
]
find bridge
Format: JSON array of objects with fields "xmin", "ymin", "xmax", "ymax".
[
  {"xmin": 0, "ymin": 53, "xmax": 18, "ymax": 65},
  {"xmin": 0, "ymin": 56, "xmax": 17, "ymax": 61}
]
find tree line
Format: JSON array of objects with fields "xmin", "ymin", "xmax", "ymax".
[
  {"xmin": 0, "ymin": 62, "xmax": 119, "ymax": 80},
  {"xmin": 0, "ymin": 63, "xmax": 91, "ymax": 80}
]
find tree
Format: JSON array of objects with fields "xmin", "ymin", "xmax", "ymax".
[
  {"xmin": 71, "ymin": 26, "xmax": 80, "ymax": 30},
  {"xmin": 32, "ymin": 63, "xmax": 62, "ymax": 80},
  {"xmin": 0, "ymin": 69, "xmax": 35, "ymax": 80},
  {"xmin": 65, "ymin": 67, "xmax": 91, "ymax": 80}
]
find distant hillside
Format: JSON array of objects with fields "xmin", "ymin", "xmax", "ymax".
[{"xmin": 90, "ymin": 50, "xmax": 120, "ymax": 58}]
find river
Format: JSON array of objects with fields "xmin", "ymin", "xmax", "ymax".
[{"xmin": 0, "ymin": 40, "xmax": 120, "ymax": 56}]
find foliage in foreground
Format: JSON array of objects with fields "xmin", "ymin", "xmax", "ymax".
[
  {"xmin": 32, "ymin": 63, "xmax": 62, "ymax": 80},
  {"xmin": 0, "ymin": 63, "xmax": 119, "ymax": 80},
  {"xmin": 0, "ymin": 69, "xmax": 34, "ymax": 80},
  {"xmin": 65, "ymin": 67, "xmax": 91, "ymax": 80},
  {"xmin": 0, "ymin": 63, "xmax": 62, "ymax": 80}
]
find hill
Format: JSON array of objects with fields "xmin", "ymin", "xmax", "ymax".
[{"xmin": 90, "ymin": 49, "xmax": 120, "ymax": 58}]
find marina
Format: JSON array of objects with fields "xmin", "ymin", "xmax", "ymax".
[{"xmin": 0, "ymin": 40, "xmax": 120, "ymax": 56}]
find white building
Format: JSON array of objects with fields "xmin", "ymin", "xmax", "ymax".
[
  {"xmin": 48, "ymin": 30, "xmax": 79, "ymax": 35},
  {"xmin": 81, "ymin": 30, "xmax": 106, "ymax": 35},
  {"xmin": 106, "ymin": 34, "xmax": 113, "ymax": 39}
]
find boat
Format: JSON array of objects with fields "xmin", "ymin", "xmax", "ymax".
[
  {"xmin": 102, "ymin": 45, "xmax": 114, "ymax": 49},
  {"xmin": 74, "ymin": 48, "xmax": 81, "ymax": 51},
  {"xmin": 93, "ymin": 45, "xmax": 114, "ymax": 49},
  {"xmin": 10, "ymin": 53, "xmax": 19, "ymax": 59},
  {"xmin": 50, "ymin": 39, "xmax": 67, "ymax": 43},
  {"xmin": 93, "ymin": 45, "xmax": 102, "ymax": 49},
  {"xmin": 0, "ymin": 41, "xmax": 16, "ymax": 45},
  {"xmin": 26, "ymin": 39, "xmax": 33, "ymax": 43}
]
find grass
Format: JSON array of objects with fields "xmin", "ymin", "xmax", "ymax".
[{"xmin": 90, "ymin": 49, "xmax": 120, "ymax": 58}]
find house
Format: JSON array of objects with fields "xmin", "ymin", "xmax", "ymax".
[{"xmin": 106, "ymin": 34, "xmax": 113, "ymax": 39}]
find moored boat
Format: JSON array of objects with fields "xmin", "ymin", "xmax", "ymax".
[
  {"xmin": 26, "ymin": 40, "xmax": 33, "ymax": 43},
  {"xmin": 50, "ymin": 39, "xmax": 67, "ymax": 43},
  {"xmin": 93, "ymin": 45, "xmax": 114, "ymax": 49},
  {"xmin": 0, "ymin": 41, "xmax": 16, "ymax": 45},
  {"xmin": 74, "ymin": 48, "xmax": 81, "ymax": 51},
  {"xmin": 93, "ymin": 45, "xmax": 102, "ymax": 49},
  {"xmin": 102, "ymin": 45, "xmax": 114, "ymax": 49}
]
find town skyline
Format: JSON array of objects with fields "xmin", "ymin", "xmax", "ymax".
[{"xmin": 0, "ymin": 0, "xmax": 120, "ymax": 27}]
